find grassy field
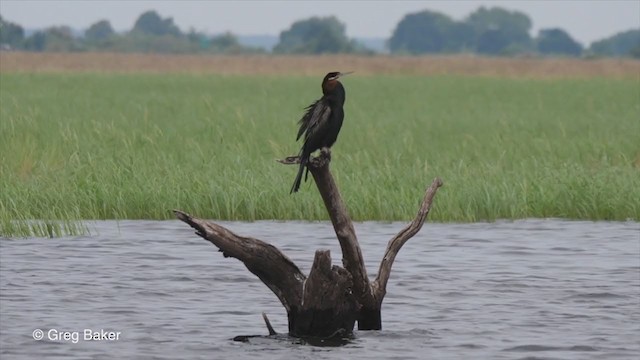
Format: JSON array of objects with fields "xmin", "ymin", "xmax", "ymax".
[
  {"xmin": 2, "ymin": 52, "xmax": 640, "ymax": 78},
  {"xmin": 1, "ymin": 56, "xmax": 639, "ymax": 236}
]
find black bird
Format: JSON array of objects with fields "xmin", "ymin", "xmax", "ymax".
[{"xmin": 291, "ymin": 71, "xmax": 351, "ymax": 194}]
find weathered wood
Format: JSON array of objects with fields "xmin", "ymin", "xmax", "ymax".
[
  {"xmin": 262, "ymin": 312, "xmax": 277, "ymax": 335},
  {"xmin": 307, "ymin": 149, "xmax": 373, "ymax": 306},
  {"xmin": 303, "ymin": 152, "xmax": 442, "ymax": 329},
  {"xmin": 373, "ymin": 177, "xmax": 444, "ymax": 301},
  {"xmin": 291, "ymin": 250, "xmax": 359, "ymax": 338},
  {"xmin": 175, "ymin": 149, "xmax": 443, "ymax": 337},
  {"xmin": 174, "ymin": 210, "xmax": 358, "ymax": 337},
  {"xmin": 279, "ymin": 150, "xmax": 443, "ymax": 330},
  {"xmin": 173, "ymin": 210, "xmax": 305, "ymax": 313},
  {"xmin": 362, "ymin": 177, "xmax": 443, "ymax": 329}
]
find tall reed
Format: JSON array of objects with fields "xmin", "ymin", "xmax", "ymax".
[{"xmin": 1, "ymin": 74, "xmax": 638, "ymax": 236}]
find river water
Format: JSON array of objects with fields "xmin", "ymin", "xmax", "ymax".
[{"xmin": 1, "ymin": 219, "xmax": 638, "ymax": 359}]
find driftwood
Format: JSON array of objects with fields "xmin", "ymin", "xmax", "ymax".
[{"xmin": 174, "ymin": 149, "xmax": 442, "ymax": 337}]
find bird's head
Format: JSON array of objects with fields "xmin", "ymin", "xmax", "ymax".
[{"xmin": 322, "ymin": 71, "xmax": 352, "ymax": 94}]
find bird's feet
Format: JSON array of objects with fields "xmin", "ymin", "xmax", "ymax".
[
  {"xmin": 309, "ymin": 148, "xmax": 331, "ymax": 168},
  {"xmin": 320, "ymin": 147, "xmax": 332, "ymax": 161}
]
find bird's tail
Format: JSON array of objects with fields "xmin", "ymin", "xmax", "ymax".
[{"xmin": 290, "ymin": 156, "xmax": 308, "ymax": 194}]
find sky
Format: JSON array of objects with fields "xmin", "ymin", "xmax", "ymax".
[{"xmin": 1, "ymin": 0, "xmax": 639, "ymax": 46}]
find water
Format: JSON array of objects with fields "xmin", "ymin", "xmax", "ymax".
[{"xmin": 1, "ymin": 219, "xmax": 639, "ymax": 359}]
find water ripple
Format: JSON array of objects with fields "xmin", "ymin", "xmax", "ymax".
[
  {"xmin": 1, "ymin": 219, "xmax": 638, "ymax": 359},
  {"xmin": 504, "ymin": 344, "xmax": 598, "ymax": 352}
]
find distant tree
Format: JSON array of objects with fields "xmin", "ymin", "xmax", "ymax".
[
  {"xmin": 465, "ymin": 6, "xmax": 532, "ymax": 55},
  {"xmin": 132, "ymin": 10, "xmax": 181, "ymax": 37},
  {"xmin": 105, "ymin": 26, "xmax": 260, "ymax": 54},
  {"xmin": 389, "ymin": 10, "xmax": 463, "ymax": 54},
  {"xmin": 475, "ymin": 28, "xmax": 511, "ymax": 55},
  {"xmin": 207, "ymin": 32, "xmax": 264, "ymax": 54},
  {"xmin": 24, "ymin": 31, "xmax": 46, "ymax": 51},
  {"xmin": 589, "ymin": 29, "xmax": 640, "ymax": 57},
  {"xmin": 630, "ymin": 44, "xmax": 640, "ymax": 59},
  {"xmin": 210, "ymin": 32, "xmax": 239, "ymax": 49},
  {"xmin": 0, "ymin": 15, "xmax": 25, "ymax": 48},
  {"xmin": 447, "ymin": 22, "xmax": 476, "ymax": 52},
  {"xmin": 274, "ymin": 16, "xmax": 358, "ymax": 54},
  {"xmin": 185, "ymin": 28, "xmax": 211, "ymax": 50},
  {"xmin": 22, "ymin": 26, "xmax": 81, "ymax": 52},
  {"xmin": 536, "ymin": 28, "xmax": 582, "ymax": 56},
  {"xmin": 85, "ymin": 19, "xmax": 114, "ymax": 42},
  {"xmin": 43, "ymin": 26, "xmax": 82, "ymax": 51}
]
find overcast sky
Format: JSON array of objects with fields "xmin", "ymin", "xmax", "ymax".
[{"xmin": 1, "ymin": 1, "xmax": 639, "ymax": 45}]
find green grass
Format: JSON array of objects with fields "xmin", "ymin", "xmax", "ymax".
[{"xmin": 1, "ymin": 73, "xmax": 639, "ymax": 236}]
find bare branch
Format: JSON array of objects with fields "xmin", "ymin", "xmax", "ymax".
[
  {"xmin": 306, "ymin": 150, "xmax": 373, "ymax": 304},
  {"xmin": 277, "ymin": 155, "xmax": 301, "ymax": 165},
  {"xmin": 372, "ymin": 177, "xmax": 443, "ymax": 300},
  {"xmin": 262, "ymin": 312, "xmax": 277, "ymax": 335},
  {"xmin": 173, "ymin": 210, "xmax": 305, "ymax": 312}
]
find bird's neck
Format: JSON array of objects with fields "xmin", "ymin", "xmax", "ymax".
[{"xmin": 324, "ymin": 82, "xmax": 346, "ymax": 106}]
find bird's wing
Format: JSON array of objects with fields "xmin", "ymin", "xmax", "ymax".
[{"xmin": 296, "ymin": 99, "xmax": 331, "ymax": 141}]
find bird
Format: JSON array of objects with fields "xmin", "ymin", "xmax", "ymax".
[{"xmin": 290, "ymin": 71, "xmax": 351, "ymax": 194}]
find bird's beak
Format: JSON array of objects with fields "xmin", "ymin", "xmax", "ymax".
[{"xmin": 338, "ymin": 71, "xmax": 354, "ymax": 78}]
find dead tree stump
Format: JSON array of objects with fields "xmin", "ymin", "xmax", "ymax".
[{"xmin": 174, "ymin": 149, "xmax": 442, "ymax": 337}]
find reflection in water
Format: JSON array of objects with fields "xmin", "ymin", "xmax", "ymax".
[{"xmin": 1, "ymin": 220, "xmax": 639, "ymax": 359}]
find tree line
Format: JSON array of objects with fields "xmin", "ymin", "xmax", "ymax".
[
  {"xmin": 1, "ymin": 7, "xmax": 639, "ymax": 58},
  {"xmin": 0, "ymin": 11, "xmax": 262, "ymax": 54},
  {"xmin": 389, "ymin": 7, "xmax": 639, "ymax": 58}
]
